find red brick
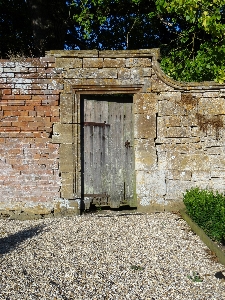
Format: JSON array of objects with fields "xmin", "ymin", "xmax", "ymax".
[
  {"xmin": 18, "ymin": 116, "xmax": 35, "ymax": 122},
  {"xmin": 32, "ymin": 84, "xmax": 48, "ymax": 90},
  {"xmin": 27, "ymin": 123, "xmax": 38, "ymax": 130},
  {"xmin": 36, "ymin": 110, "xmax": 45, "ymax": 117},
  {"xmin": 23, "ymin": 105, "xmax": 35, "ymax": 111},
  {"xmin": 40, "ymin": 57, "xmax": 55, "ymax": 63},
  {"xmin": 12, "ymin": 121, "xmax": 28, "ymax": 128},
  {"xmin": 15, "ymin": 95, "xmax": 32, "ymax": 100},
  {"xmin": 28, "ymin": 111, "xmax": 37, "ymax": 117},
  {"xmin": 7, "ymin": 100, "xmax": 25, "ymax": 105},
  {"xmin": 3, "ymin": 89, "xmax": 12, "ymax": 95},
  {"xmin": 50, "ymin": 117, "xmax": 60, "ymax": 122},
  {"xmin": 47, "ymin": 63, "xmax": 56, "ymax": 68},
  {"xmin": 26, "ymin": 90, "xmax": 46, "ymax": 95},
  {"xmin": 11, "ymin": 89, "xmax": 20, "ymax": 95},
  {"xmin": 32, "ymin": 95, "xmax": 47, "ymax": 101},
  {"xmin": 51, "ymin": 107, "xmax": 59, "ymax": 116},
  {"xmin": 0, "ymin": 121, "xmax": 12, "ymax": 127},
  {"xmin": 47, "ymin": 95, "xmax": 59, "ymax": 100},
  {"xmin": 10, "ymin": 148, "xmax": 22, "ymax": 155},
  {"xmin": 19, "ymin": 110, "xmax": 29, "ymax": 116},
  {"xmin": 41, "ymin": 100, "xmax": 58, "ymax": 106},
  {"xmin": 35, "ymin": 105, "xmax": 51, "ymax": 112},
  {"xmin": 3, "ymin": 110, "xmax": 18, "ymax": 117},
  {"xmin": 28, "ymin": 100, "xmax": 42, "ymax": 106},
  {"xmin": 1, "ymin": 95, "xmax": 15, "ymax": 100},
  {"xmin": 1, "ymin": 127, "xmax": 20, "ymax": 132}
]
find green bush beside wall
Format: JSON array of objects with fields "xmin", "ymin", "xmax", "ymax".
[{"xmin": 183, "ymin": 188, "xmax": 225, "ymax": 243}]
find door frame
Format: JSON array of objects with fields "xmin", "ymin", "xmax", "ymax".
[
  {"xmin": 74, "ymin": 85, "xmax": 142, "ymax": 210},
  {"xmin": 53, "ymin": 84, "xmax": 143, "ymax": 210},
  {"xmin": 80, "ymin": 93, "xmax": 135, "ymax": 209}
]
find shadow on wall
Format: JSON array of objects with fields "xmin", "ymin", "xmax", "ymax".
[{"xmin": 0, "ymin": 224, "xmax": 45, "ymax": 255}]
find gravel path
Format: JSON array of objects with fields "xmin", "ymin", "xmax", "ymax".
[{"xmin": 0, "ymin": 211, "xmax": 225, "ymax": 299}]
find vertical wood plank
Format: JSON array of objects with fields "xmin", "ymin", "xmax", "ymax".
[{"xmin": 73, "ymin": 93, "xmax": 81, "ymax": 197}]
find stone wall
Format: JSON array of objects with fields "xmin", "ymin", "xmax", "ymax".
[{"xmin": 0, "ymin": 49, "xmax": 225, "ymax": 218}]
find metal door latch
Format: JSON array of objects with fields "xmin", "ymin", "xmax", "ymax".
[{"xmin": 125, "ymin": 140, "xmax": 132, "ymax": 148}]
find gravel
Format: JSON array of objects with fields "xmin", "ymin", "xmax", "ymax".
[{"xmin": 0, "ymin": 211, "xmax": 225, "ymax": 299}]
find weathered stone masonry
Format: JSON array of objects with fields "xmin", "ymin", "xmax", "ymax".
[{"xmin": 0, "ymin": 49, "xmax": 225, "ymax": 219}]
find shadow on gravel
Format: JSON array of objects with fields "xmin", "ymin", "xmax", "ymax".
[{"xmin": 0, "ymin": 224, "xmax": 45, "ymax": 255}]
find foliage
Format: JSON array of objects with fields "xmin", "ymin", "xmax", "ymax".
[
  {"xmin": 187, "ymin": 271, "xmax": 203, "ymax": 282},
  {"xmin": 0, "ymin": 0, "xmax": 69, "ymax": 57},
  {"xmin": 70, "ymin": 0, "xmax": 170, "ymax": 50},
  {"xmin": 130, "ymin": 265, "xmax": 144, "ymax": 271},
  {"xmin": 0, "ymin": 0, "xmax": 33, "ymax": 58},
  {"xmin": 183, "ymin": 188, "xmax": 225, "ymax": 243},
  {"xmin": 156, "ymin": 0, "xmax": 225, "ymax": 82}
]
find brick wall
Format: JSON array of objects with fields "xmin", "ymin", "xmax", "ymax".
[{"xmin": 0, "ymin": 57, "xmax": 67, "ymax": 219}]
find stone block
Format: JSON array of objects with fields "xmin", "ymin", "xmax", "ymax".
[
  {"xmin": 164, "ymin": 199, "xmax": 185, "ymax": 211},
  {"xmin": 151, "ymin": 78, "xmax": 175, "ymax": 92},
  {"xmin": 203, "ymin": 91, "xmax": 220, "ymax": 97},
  {"xmin": 192, "ymin": 171, "xmax": 211, "ymax": 181},
  {"xmin": 158, "ymin": 99, "xmax": 187, "ymax": 116},
  {"xmin": 164, "ymin": 127, "xmax": 191, "ymax": 138},
  {"xmin": 52, "ymin": 124, "xmax": 79, "ymax": 144},
  {"xmin": 133, "ymin": 93, "xmax": 157, "ymax": 114},
  {"xmin": 165, "ymin": 180, "xmax": 194, "ymax": 200},
  {"xmin": 136, "ymin": 170, "xmax": 166, "ymax": 198},
  {"xmin": 118, "ymin": 68, "xmax": 131, "ymax": 80},
  {"xmin": 60, "ymin": 172, "xmax": 74, "ymax": 198},
  {"xmin": 55, "ymin": 58, "xmax": 82, "ymax": 68},
  {"xmin": 59, "ymin": 145, "xmax": 74, "ymax": 172},
  {"xmin": 210, "ymin": 155, "xmax": 225, "ymax": 170},
  {"xmin": 211, "ymin": 170, "xmax": 225, "ymax": 178},
  {"xmin": 67, "ymin": 68, "xmax": 117, "ymax": 79},
  {"xmin": 46, "ymin": 50, "xmax": 98, "ymax": 57},
  {"xmin": 198, "ymin": 98, "xmax": 225, "ymax": 115},
  {"xmin": 103, "ymin": 58, "xmax": 125, "ymax": 68},
  {"xmin": 125, "ymin": 58, "xmax": 152, "ymax": 67},
  {"xmin": 209, "ymin": 177, "xmax": 225, "ymax": 193},
  {"xmin": 158, "ymin": 91, "xmax": 181, "ymax": 101},
  {"xmin": 134, "ymin": 113, "xmax": 156, "ymax": 139},
  {"xmin": 83, "ymin": 58, "xmax": 103, "ymax": 68},
  {"xmin": 166, "ymin": 170, "xmax": 192, "ymax": 181},
  {"xmin": 60, "ymin": 94, "xmax": 73, "ymax": 123},
  {"xmin": 158, "ymin": 116, "xmax": 181, "ymax": 127},
  {"xmin": 134, "ymin": 139, "xmax": 156, "ymax": 170},
  {"xmin": 137, "ymin": 197, "xmax": 165, "ymax": 213},
  {"xmin": 167, "ymin": 153, "xmax": 210, "ymax": 171}
]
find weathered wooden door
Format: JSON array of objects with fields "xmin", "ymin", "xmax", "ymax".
[{"xmin": 81, "ymin": 94, "xmax": 135, "ymax": 208}]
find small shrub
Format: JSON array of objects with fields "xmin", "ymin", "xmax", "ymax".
[
  {"xmin": 187, "ymin": 271, "xmax": 203, "ymax": 282},
  {"xmin": 183, "ymin": 188, "xmax": 225, "ymax": 243}
]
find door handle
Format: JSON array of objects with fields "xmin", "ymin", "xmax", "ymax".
[{"xmin": 125, "ymin": 140, "xmax": 132, "ymax": 148}]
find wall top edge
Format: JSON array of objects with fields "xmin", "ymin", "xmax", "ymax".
[
  {"xmin": 45, "ymin": 49, "xmax": 160, "ymax": 59},
  {"xmin": 153, "ymin": 60, "xmax": 225, "ymax": 90}
]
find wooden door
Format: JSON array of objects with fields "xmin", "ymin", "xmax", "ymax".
[{"xmin": 81, "ymin": 94, "xmax": 135, "ymax": 208}]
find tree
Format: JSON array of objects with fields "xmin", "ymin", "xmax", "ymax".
[
  {"xmin": 27, "ymin": 0, "xmax": 69, "ymax": 56},
  {"xmin": 70, "ymin": 0, "xmax": 225, "ymax": 82},
  {"xmin": 69, "ymin": 0, "xmax": 175, "ymax": 50},
  {"xmin": 0, "ymin": 0, "xmax": 69, "ymax": 57},
  {"xmin": 0, "ymin": 0, "xmax": 32, "ymax": 58},
  {"xmin": 156, "ymin": 0, "xmax": 225, "ymax": 82}
]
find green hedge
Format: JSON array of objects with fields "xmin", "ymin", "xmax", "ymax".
[{"xmin": 183, "ymin": 188, "xmax": 225, "ymax": 243}]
